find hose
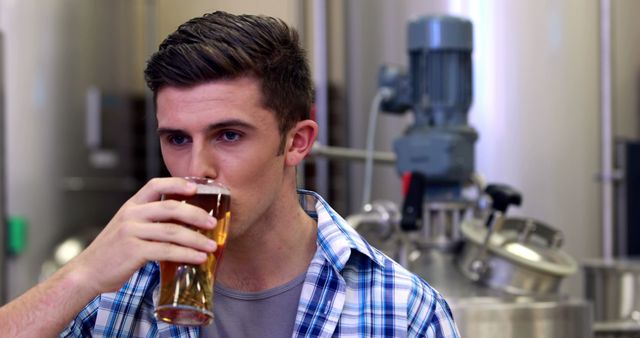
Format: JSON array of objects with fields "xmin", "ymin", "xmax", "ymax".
[{"xmin": 362, "ymin": 87, "xmax": 394, "ymax": 207}]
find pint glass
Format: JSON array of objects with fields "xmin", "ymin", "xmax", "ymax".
[{"xmin": 154, "ymin": 177, "xmax": 231, "ymax": 326}]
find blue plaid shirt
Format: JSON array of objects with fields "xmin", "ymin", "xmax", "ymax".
[{"xmin": 60, "ymin": 190, "xmax": 460, "ymax": 337}]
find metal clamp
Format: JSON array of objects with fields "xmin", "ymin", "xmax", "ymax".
[
  {"xmin": 504, "ymin": 218, "xmax": 564, "ymax": 249},
  {"xmin": 467, "ymin": 211, "xmax": 505, "ymax": 280}
]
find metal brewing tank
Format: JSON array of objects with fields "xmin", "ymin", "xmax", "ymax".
[
  {"xmin": 583, "ymin": 259, "xmax": 640, "ymax": 338},
  {"xmin": 347, "ymin": 200, "xmax": 593, "ymax": 338}
]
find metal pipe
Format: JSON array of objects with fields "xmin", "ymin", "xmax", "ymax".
[
  {"xmin": 312, "ymin": 0, "xmax": 329, "ymax": 197},
  {"xmin": 615, "ymin": 142, "xmax": 627, "ymax": 256},
  {"xmin": 295, "ymin": 0, "xmax": 307, "ymax": 188},
  {"xmin": 599, "ymin": 0, "xmax": 614, "ymax": 260},
  {"xmin": 310, "ymin": 142, "xmax": 396, "ymax": 164},
  {"xmin": 145, "ymin": 0, "xmax": 161, "ymax": 180},
  {"xmin": 0, "ymin": 32, "xmax": 5, "ymax": 304}
]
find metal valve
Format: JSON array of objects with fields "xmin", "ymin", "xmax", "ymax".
[{"xmin": 468, "ymin": 184, "xmax": 522, "ymax": 279}]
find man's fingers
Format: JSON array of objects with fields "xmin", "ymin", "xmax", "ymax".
[
  {"xmin": 142, "ymin": 241, "xmax": 210, "ymax": 265},
  {"xmin": 131, "ymin": 177, "xmax": 197, "ymax": 204},
  {"xmin": 125, "ymin": 200, "xmax": 216, "ymax": 230},
  {"xmin": 133, "ymin": 222, "xmax": 217, "ymax": 253}
]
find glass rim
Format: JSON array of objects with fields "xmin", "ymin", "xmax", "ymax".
[{"xmin": 181, "ymin": 176, "xmax": 230, "ymax": 195}]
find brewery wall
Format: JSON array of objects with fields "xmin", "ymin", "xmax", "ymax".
[
  {"xmin": 2, "ymin": 0, "xmax": 148, "ymax": 300},
  {"xmin": 1, "ymin": 0, "xmax": 639, "ymax": 305}
]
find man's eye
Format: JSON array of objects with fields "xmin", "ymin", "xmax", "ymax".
[
  {"xmin": 168, "ymin": 134, "xmax": 190, "ymax": 145},
  {"xmin": 219, "ymin": 131, "xmax": 241, "ymax": 142}
]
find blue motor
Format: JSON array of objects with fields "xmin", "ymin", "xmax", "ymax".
[{"xmin": 378, "ymin": 15, "xmax": 478, "ymax": 231}]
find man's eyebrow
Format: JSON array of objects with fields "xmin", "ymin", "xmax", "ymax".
[
  {"xmin": 157, "ymin": 120, "xmax": 257, "ymax": 135},
  {"xmin": 157, "ymin": 127, "xmax": 183, "ymax": 135},
  {"xmin": 204, "ymin": 119, "xmax": 257, "ymax": 132}
]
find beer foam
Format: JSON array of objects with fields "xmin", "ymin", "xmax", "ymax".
[{"xmin": 196, "ymin": 183, "xmax": 230, "ymax": 195}]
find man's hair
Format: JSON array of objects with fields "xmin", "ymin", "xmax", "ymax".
[{"xmin": 144, "ymin": 11, "xmax": 313, "ymax": 151}]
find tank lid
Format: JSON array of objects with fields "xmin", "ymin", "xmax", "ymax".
[{"xmin": 461, "ymin": 218, "xmax": 578, "ymax": 276}]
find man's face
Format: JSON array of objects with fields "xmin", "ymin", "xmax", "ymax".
[{"xmin": 156, "ymin": 77, "xmax": 288, "ymax": 239}]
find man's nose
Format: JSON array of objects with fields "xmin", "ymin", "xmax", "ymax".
[{"xmin": 187, "ymin": 146, "xmax": 217, "ymax": 179}]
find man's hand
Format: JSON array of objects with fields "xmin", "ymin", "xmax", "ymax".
[
  {"xmin": 65, "ymin": 177, "xmax": 218, "ymax": 294},
  {"xmin": 0, "ymin": 177, "xmax": 219, "ymax": 337}
]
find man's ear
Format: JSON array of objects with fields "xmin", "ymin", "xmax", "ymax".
[{"xmin": 284, "ymin": 119, "xmax": 318, "ymax": 166}]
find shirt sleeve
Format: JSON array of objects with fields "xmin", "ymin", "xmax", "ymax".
[
  {"xmin": 406, "ymin": 276, "xmax": 461, "ymax": 338},
  {"xmin": 58, "ymin": 295, "xmax": 100, "ymax": 337}
]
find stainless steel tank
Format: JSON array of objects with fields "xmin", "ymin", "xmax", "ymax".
[
  {"xmin": 451, "ymin": 297, "xmax": 593, "ymax": 338},
  {"xmin": 348, "ymin": 201, "xmax": 594, "ymax": 338},
  {"xmin": 583, "ymin": 259, "xmax": 640, "ymax": 338},
  {"xmin": 409, "ymin": 247, "xmax": 593, "ymax": 338}
]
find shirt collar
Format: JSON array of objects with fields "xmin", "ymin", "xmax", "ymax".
[{"xmin": 297, "ymin": 189, "xmax": 386, "ymax": 272}]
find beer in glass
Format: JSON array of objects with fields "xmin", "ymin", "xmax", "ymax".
[{"xmin": 154, "ymin": 177, "xmax": 231, "ymax": 326}]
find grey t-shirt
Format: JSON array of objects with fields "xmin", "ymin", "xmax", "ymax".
[{"xmin": 200, "ymin": 273, "xmax": 306, "ymax": 338}]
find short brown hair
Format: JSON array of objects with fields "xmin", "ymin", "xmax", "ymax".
[{"xmin": 144, "ymin": 11, "xmax": 313, "ymax": 149}]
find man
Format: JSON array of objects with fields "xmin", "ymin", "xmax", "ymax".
[{"xmin": 0, "ymin": 12, "xmax": 459, "ymax": 337}]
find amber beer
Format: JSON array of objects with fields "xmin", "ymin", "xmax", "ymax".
[{"xmin": 154, "ymin": 178, "xmax": 231, "ymax": 326}]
